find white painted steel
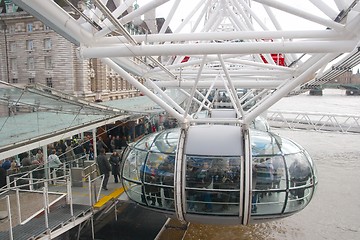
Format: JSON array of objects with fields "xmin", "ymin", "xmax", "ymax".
[
  {"xmin": 13, "ymin": 0, "xmax": 93, "ymax": 44},
  {"xmin": 102, "ymin": 58, "xmax": 185, "ymax": 122},
  {"xmin": 93, "ymin": 30, "xmax": 342, "ymax": 45},
  {"xmin": 242, "ymin": 129, "xmax": 252, "ymax": 224},
  {"xmin": 244, "ymin": 53, "xmax": 338, "ymax": 123},
  {"xmin": 152, "ymin": 80, "xmax": 283, "ymax": 89},
  {"xmin": 6, "ymin": 1, "xmax": 358, "ymax": 228},
  {"xmin": 16, "ymin": 189, "xmax": 21, "ymax": 224},
  {"xmin": 11, "ymin": 0, "xmax": 360, "ymax": 127},
  {"xmin": 174, "ymin": 128, "xmax": 186, "ymax": 223},
  {"xmin": 267, "ymin": 110, "xmax": 360, "ymax": 133},
  {"xmin": 6, "ymin": 195, "xmax": 13, "ymax": 240},
  {"xmin": 252, "ymin": 0, "xmax": 345, "ymax": 31},
  {"xmin": 94, "ymin": 0, "xmax": 171, "ymax": 38},
  {"xmin": 80, "ymin": 41, "xmax": 357, "ymax": 58}
]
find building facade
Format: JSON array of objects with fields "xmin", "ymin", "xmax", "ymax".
[
  {"xmin": 0, "ymin": 1, "xmax": 145, "ymax": 102},
  {"xmin": 332, "ymin": 69, "xmax": 360, "ymax": 85}
]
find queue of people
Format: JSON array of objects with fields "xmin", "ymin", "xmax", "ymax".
[{"xmin": 1, "ymin": 113, "xmax": 179, "ymax": 192}]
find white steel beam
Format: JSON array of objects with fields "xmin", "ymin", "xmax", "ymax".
[
  {"xmin": 92, "ymin": 26, "xmax": 342, "ymax": 46},
  {"xmin": 244, "ymin": 53, "xmax": 338, "ymax": 124},
  {"xmin": 309, "ymin": 0, "xmax": 339, "ymax": 20},
  {"xmin": 102, "ymin": 58, "xmax": 185, "ymax": 122},
  {"xmin": 151, "ymin": 80, "xmax": 283, "ymax": 89},
  {"xmin": 253, "ymin": 0, "xmax": 345, "ymax": 31},
  {"xmin": 95, "ymin": 0, "xmax": 171, "ymax": 38},
  {"xmin": 80, "ymin": 40, "xmax": 357, "ymax": 58},
  {"xmin": 13, "ymin": 0, "xmax": 93, "ymax": 45}
]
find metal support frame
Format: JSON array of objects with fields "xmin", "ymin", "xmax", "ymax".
[
  {"xmin": 174, "ymin": 128, "xmax": 187, "ymax": 223},
  {"xmin": 267, "ymin": 110, "xmax": 360, "ymax": 133},
  {"xmin": 11, "ymin": 0, "xmax": 360, "ymax": 127},
  {"xmin": 3, "ymin": 1, "xmax": 360, "ymax": 230}
]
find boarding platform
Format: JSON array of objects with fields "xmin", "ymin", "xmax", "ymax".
[
  {"xmin": 0, "ymin": 204, "xmax": 91, "ymax": 240},
  {"xmin": 0, "ymin": 161, "xmax": 126, "ymax": 240}
]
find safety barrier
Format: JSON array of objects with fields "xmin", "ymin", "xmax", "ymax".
[
  {"xmin": 267, "ymin": 111, "xmax": 360, "ymax": 133},
  {"xmin": 0, "ymin": 158, "xmax": 98, "ymax": 240}
]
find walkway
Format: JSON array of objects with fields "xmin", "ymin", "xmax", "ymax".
[
  {"xmin": 0, "ymin": 169, "xmax": 126, "ymax": 240},
  {"xmin": 0, "ymin": 204, "xmax": 91, "ymax": 240}
]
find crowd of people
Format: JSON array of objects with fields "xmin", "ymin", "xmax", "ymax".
[
  {"xmin": 0, "ymin": 133, "xmax": 130, "ymax": 188},
  {"xmin": 1, "ymin": 116, "xmax": 178, "ymax": 190}
]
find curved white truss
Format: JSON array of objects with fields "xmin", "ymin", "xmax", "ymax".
[{"xmin": 12, "ymin": 0, "xmax": 360, "ymax": 127}]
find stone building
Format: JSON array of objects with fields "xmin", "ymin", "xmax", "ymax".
[
  {"xmin": 0, "ymin": 0, "xmax": 145, "ymax": 102},
  {"xmin": 329, "ymin": 69, "xmax": 360, "ymax": 85}
]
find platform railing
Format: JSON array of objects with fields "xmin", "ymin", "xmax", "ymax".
[
  {"xmin": 0, "ymin": 195, "xmax": 13, "ymax": 240},
  {"xmin": 0, "ymin": 157, "xmax": 100, "ymax": 240},
  {"xmin": 267, "ymin": 110, "xmax": 360, "ymax": 133},
  {"xmin": 82, "ymin": 161, "xmax": 104, "ymax": 205}
]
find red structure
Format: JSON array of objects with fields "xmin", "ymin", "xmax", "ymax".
[{"xmin": 261, "ymin": 53, "xmax": 285, "ymax": 66}]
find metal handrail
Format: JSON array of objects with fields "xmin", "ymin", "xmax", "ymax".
[
  {"xmin": 1, "ymin": 156, "xmax": 90, "ymax": 193},
  {"xmin": 2, "ymin": 166, "xmax": 67, "ymax": 193},
  {"xmin": 0, "ymin": 158, "xmax": 99, "ymax": 240},
  {"xmin": 88, "ymin": 174, "xmax": 105, "ymax": 204},
  {"xmin": 0, "ymin": 195, "xmax": 13, "ymax": 240}
]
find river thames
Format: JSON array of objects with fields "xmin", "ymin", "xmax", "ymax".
[{"xmin": 95, "ymin": 89, "xmax": 360, "ymax": 240}]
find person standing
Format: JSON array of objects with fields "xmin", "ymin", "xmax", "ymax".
[
  {"xmin": 97, "ymin": 148, "xmax": 111, "ymax": 190},
  {"xmin": 1, "ymin": 159, "xmax": 11, "ymax": 171},
  {"xmin": 96, "ymin": 137, "xmax": 108, "ymax": 155},
  {"xmin": 21, "ymin": 152, "xmax": 32, "ymax": 167},
  {"xmin": 0, "ymin": 167, "xmax": 6, "ymax": 188},
  {"xmin": 48, "ymin": 148, "xmax": 62, "ymax": 182},
  {"xmin": 88, "ymin": 146, "xmax": 95, "ymax": 161},
  {"xmin": 120, "ymin": 136, "xmax": 128, "ymax": 149},
  {"xmin": 35, "ymin": 149, "xmax": 44, "ymax": 165},
  {"xmin": 65, "ymin": 140, "xmax": 76, "ymax": 166},
  {"xmin": 110, "ymin": 136, "xmax": 116, "ymax": 152},
  {"xmin": 109, "ymin": 151, "xmax": 121, "ymax": 183},
  {"xmin": 114, "ymin": 135, "xmax": 121, "ymax": 150},
  {"xmin": 48, "ymin": 148, "xmax": 62, "ymax": 168},
  {"xmin": 289, "ymin": 159, "xmax": 311, "ymax": 200}
]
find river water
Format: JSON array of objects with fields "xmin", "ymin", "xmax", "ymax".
[{"xmin": 95, "ymin": 89, "xmax": 360, "ymax": 240}]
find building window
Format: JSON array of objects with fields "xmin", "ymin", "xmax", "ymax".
[
  {"xmin": 10, "ymin": 58, "xmax": 17, "ymax": 70},
  {"xmin": 9, "ymin": 41, "xmax": 16, "ymax": 52},
  {"xmin": 109, "ymin": 78, "xmax": 113, "ymax": 91},
  {"xmin": 115, "ymin": 79, "xmax": 119, "ymax": 91},
  {"xmin": 26, "ymin": 40, "xmax": 34, "ymax": 51},
  {"xmin": 44, "ymin": 38, "xmax": 52, "ymax": 50},
  {"xmin": 7, "ymin": 25, "xmax": 16, "ymax": 33},
  {"xmin": 90, "ymin": 77, "xmax": 96, "ymax": 92},
  {"xmin": 46, "ymin": 77, "xmax": 53, "ymax": 87},
  {"xmin": 44, "ymin": 24, "xmax": 51, "ymax": 31},
  {"xmin": 12, "ymin": 78, "xmax": 18, "ymax": 84},
  {"xmin": 5, "ymin": 3, "xmax": 18, "ymax": 13},
  {"xmin": 29, "ymin": 78, "xmax": 35, "ymax": 84},
  {"xmin": 27, "ymin": 23, "xmax": 33, "ymax": 32},
  {"xmin": 45, "ymin": 56, "xmax": 52, "ymax": 69},
  {"xmin": 27, "ymin": 57, "xmax": 35, "ymax": 70}
]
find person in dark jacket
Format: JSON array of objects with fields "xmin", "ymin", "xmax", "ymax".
[
  {"xmin": 1, "ymin": 159, "xmax": 11, "ymax": 171},
  {"xmin": 109, "ymin": 151, "xmax": 121, "ymax": 183},
  {"xmin": 96, "ymin": 148, "xmax": 111, "ymax": 190},
  {"xmin": 21, "ymin": 152, "xmax": 32, "ymax": 167},
  {"xmin": 0, "ymin": 167, "xmax": 6, "ymax": 188}
]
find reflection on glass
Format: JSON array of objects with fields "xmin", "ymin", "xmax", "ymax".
[
  {"xmin": 121, "ymin": 128, "xmax": 317, "ymax": 223},
  {"xmin": 185, "ymin": 156, "xmax": 240, "ymax": 215}
]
